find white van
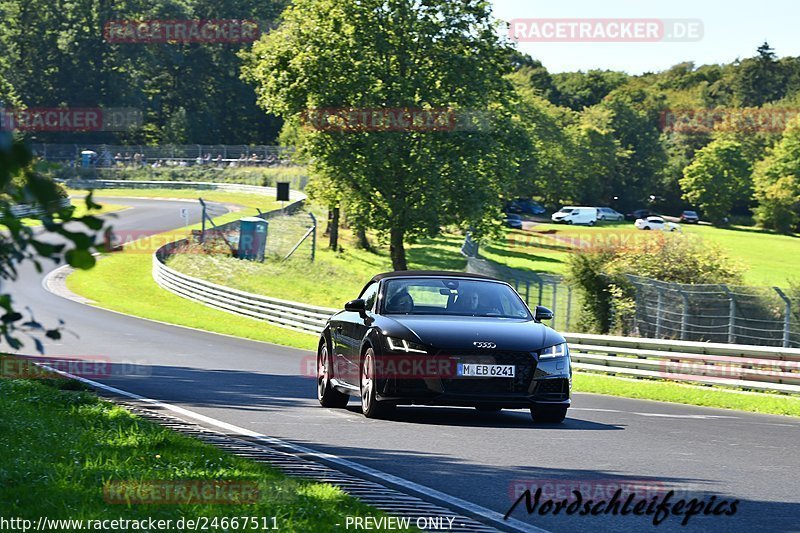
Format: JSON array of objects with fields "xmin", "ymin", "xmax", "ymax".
[{"xmin": 551, "ymin": 206, "xmax": 598, "ymax": 225}]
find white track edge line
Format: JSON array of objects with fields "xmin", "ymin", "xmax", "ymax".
[{"xmin": 35, "ymin": 362, "xmax": 549, "ymax": 533}]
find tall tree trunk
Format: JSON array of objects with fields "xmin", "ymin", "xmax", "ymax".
[
  {"xmin": 324, "ymin": 209, "xmax": 332, "ymax": 236},
  {"xmin": 328, "ymin": 206, "xmax": 340, "ymax": 250},
  {"xmin": 355, "ymin": 227, "xmax": 371, "ymax": 251},
  {"xmin": 389, "ymin": 226, "xmax": 407, "ymax": 271}
]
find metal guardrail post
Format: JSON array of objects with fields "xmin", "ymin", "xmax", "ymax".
[
  {"xmin": 309, "ymin": 211, "xmax": 317, "ymax": 262},
  {"xmin": 566, "ymin": 286, "xmax": 572, "ymax": 331},
  {"xmin": 775, "ymin": 287, "xmax": 792, "ymax": 348},
  {"xmin": 723, "ymin": 286, "xmax": 736, "ymax": 344},
  {"xmin": 679, "ymin": 288, "xmax": 690, "ymax": 341},
  {"xmin": 655, "ymin": 288, "xmax": 664, "ymax": 338}
]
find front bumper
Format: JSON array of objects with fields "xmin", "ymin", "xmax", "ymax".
[{"xmin": 374, "ymin": 351, "xmax": 571, "ymax": 408}]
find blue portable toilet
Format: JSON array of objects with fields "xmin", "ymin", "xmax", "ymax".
[
  {"xmin": 238, "ymin": 217, "xmax": 268, "ymax": 261},
  {"xmin": 80, "ymin": 150, "xmax": 97, "ymax": 168}
]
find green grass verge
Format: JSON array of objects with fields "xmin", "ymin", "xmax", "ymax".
[
  {"xmin": 166, "ymin": 232, "xmax": 466, "ymax": 309},
  {"xmin": 479, "ymin": 220, "xmax": 800, "ymax": 286},
  {"xmin": 682, "ymin": 223, "xmax": 800, "ymax": 286},
  {"xmin": 66, "ymin": 252, "xmax": 317, "ymax": 352},
  {"xmin": 0, "ymin": 361, "xmax": 413, "ymax": 531},
  {"xmin": 573, "ymin": 371, "xmax": 800, "ymax": 417}
]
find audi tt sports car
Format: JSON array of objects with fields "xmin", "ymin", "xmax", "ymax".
[{"xmin": 316, "ymin": 271, "xmax": 572, "ymax": 423}]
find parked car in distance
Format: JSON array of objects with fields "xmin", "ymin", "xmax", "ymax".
[
  {"xmin": 596, "ymin": 207, "xmax": 625, "ymax": 221},
  {"xmin": 503, "ymin": 213, "xmax": 523, "ymax": 229},
  {"xmin": 634, "ymin": 216, "xmax": 681, "ymax": 232},
  {"xmin": 551, "ymin": 206, "xmax": 597, "ymax": 226},
  {"xmin": 680, "ymin": 210, "xmax": 700, "ymax": 224},
  {"xmin": 509, "ymin": 198, "xmax": 546, "ymax": 215},
  {"xmin": 316, "ymin": 271, "xmax": 572, "ymax": 422},
  {"xmin": 625, "ymin": 208, "xmax": 653, "ymax": 221}
]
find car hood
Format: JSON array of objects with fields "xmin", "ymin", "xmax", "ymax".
[{"xmin": 381, "ymin": 315, "xmax": 564, "ymax": 352}]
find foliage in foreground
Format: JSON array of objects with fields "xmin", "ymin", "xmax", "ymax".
[{"xmin": 0, "ymin": 139, "xmax": 106, "ymax": 350}]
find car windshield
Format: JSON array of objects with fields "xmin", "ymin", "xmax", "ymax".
[
  {"xmin": 559, "ymin": 208, "xmax": 574, "ymax": 213},
  {"xmin": 382, "ymin": 278, "xmax": 532, "ymax": 319},
  {"xmin": 685, "ymin": 211, "xmax": 698, "ymax": 216}
]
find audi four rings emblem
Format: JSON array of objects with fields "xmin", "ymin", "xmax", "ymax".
[{"xmin": 473, "ymin": 342, "xmax": 496, "ymax": 349}]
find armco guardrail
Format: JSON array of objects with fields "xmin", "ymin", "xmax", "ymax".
[
  {"xmin": 153, "ymin": 257, "xmax": 336, "ymax": 334},
  {"xmin": 149, "ymin": 181, "xmax": 328, "ymax": 334},
  {"xmin": 8, "ymin": 197, "xmax": 71, "ymax": 218},
  {"xmin": 565, "ymin": 333, "xmax": 800, "ymax": 393},
  {"xmin": 145, "ymin": 182, "xmax": 800, "ymax": 394}
]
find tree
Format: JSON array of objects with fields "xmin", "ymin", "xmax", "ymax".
[
  {"xmin": 754, "ymin": 117, "xmax": 800, "ymax": 233},
  {"xmin": 551, "ymin": 70, "xmax": 629, "ymax": 111},
  {"xmin": 680, "ymin": 136, "xmax": 752, "ymax": 224},
  {"xmin": 0, "ymin": 0, "xmax": 286, "ymax": 144},
  {"xmin": 505, "ymin": 72, "xmax": 576, "ymax": 207},
  {"xmin": 0, "ymin": 136, "xmax": 106, "ymax": 349},
  {"xmin": 569, "ymin": 105, "xmax": 624, "ymax": 206},
  {"xmin": 596, "ymin": 87, "xmax": 668, "ymax": 211},
  {"xmin": 732, "ymin": 42, "xmax": 787, "ymax": 107},
  {"xmin": 242, "ymin": 0, "xmax": 517, "ymax": 270}
]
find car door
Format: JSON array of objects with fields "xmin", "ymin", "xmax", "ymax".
[{"xmin": 339, "ymin": 282, "xmax": 379, "ymax": 386}]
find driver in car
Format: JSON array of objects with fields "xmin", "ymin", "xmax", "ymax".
[
  {"xmin": 458, "ymin": 287, "xmax": 501, "ymax": 315},
  {"xmin": 386, "ymin": 290, "xmax": 414, "ymax": 313}
]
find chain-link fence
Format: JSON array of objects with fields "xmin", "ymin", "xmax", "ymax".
[
  {"xmin": 30, "ymin": 143, "xmax": 297, "ymax": 167},
  {"xmin": 261, "ymin": 211, "xmax": 317, "ymax": 261},
  {"xmin": 194, "ymin": 201, "xmax": 316, "ymax": 262},
  {"xmin": 625, "ymin": 274, "xmax": 800, "ymax": 348},
  {"xmin": 465, "ymin": 257, "xmax": 581, "ymax": 332}
]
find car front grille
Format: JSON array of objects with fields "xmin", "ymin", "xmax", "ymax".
[{"xmin": 437, "ymin": 351, "xmax": 536, "ymax": 395}]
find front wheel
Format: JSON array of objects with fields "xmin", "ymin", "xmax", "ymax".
[
  {"xmin": 531, "ymin": 404, "xmax": 568, "ymax": 424},
  {"xmin": 360, "ymin": 348, "xmax": 395, "ymax": 419},
  {"xmin": 317, "ymin": 342, "xmax": 349, "ymax": 408}
]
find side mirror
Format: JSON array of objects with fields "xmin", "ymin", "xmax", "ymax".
[
  {"xmin": 534, "ymin": 305, "xmax": 553, "ymax": 321},
  {"xmin": 344, "ymin": 299, "xmax": 367, "ymax": 314}
]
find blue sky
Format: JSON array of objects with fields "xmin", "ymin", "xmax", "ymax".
[{"xmin": 491, "ymin": 0, "xmax": 799, "ymax": 74}]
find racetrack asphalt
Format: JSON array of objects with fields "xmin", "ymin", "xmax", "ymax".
[{"xmin": 7, "ymin": 197, "xmax": 799, "ymax": 533}]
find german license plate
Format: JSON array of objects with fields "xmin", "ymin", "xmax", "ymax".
[{"xmin": 457, "ymin": 363, "xmax": 515, "ymax": 378}]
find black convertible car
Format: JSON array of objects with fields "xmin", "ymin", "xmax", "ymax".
[{"xmin": 316, "ymin": 271, "xmax": 572, "ymax": 423}]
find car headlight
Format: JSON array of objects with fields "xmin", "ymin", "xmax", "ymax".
[
  {"xmin": 386, "ymin": 337, "xmax": 428, "ymax": 354},
  {"xmin": 539, "ymin": 342, "xmax": 568, "ymax": 359}
]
